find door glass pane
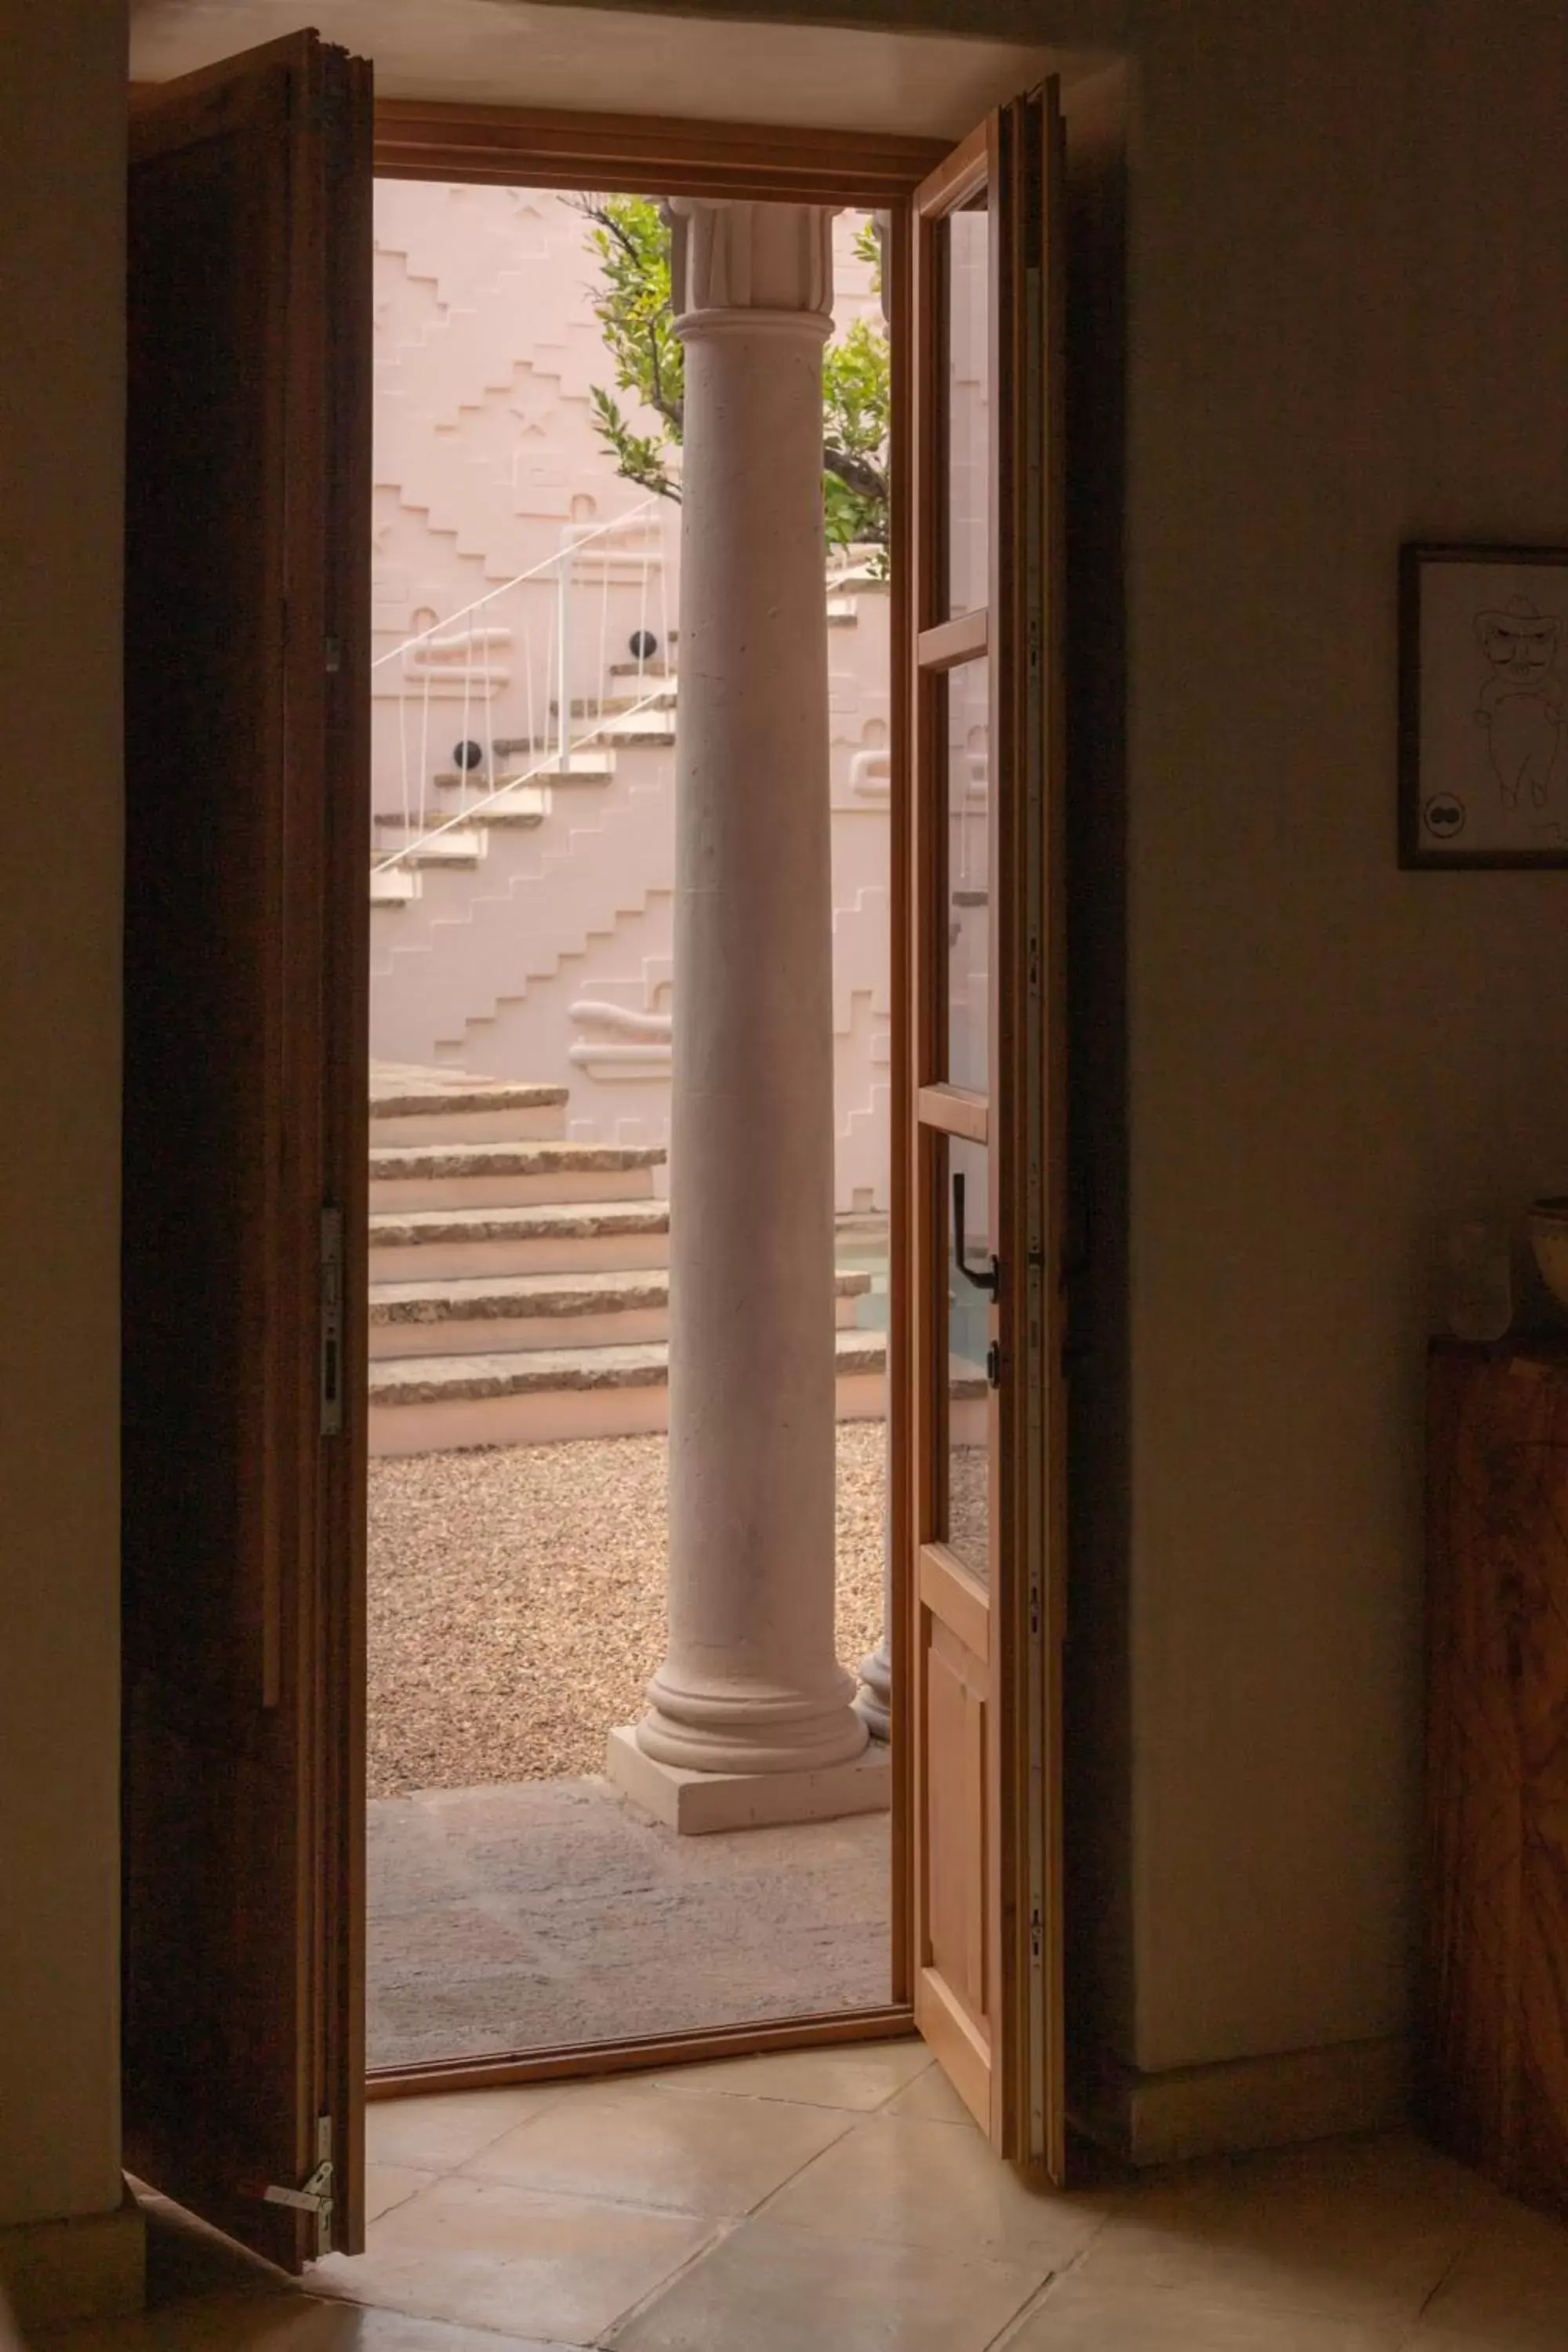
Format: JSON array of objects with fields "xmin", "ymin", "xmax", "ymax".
[
  {"xmin": 945, "ymin": 1133, "xmax": 993, "ymax": 1583},
  {"xmin": 944, "ymin": 657, "xmax": 990, "ymax": 1091},
  {"xmin": 945, "ymin": 197, "xmax": 990, "ymax": 619}
]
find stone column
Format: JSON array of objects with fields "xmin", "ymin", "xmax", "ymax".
[{"xmin": 606, "ymin": 200, "xmax": 880, "ymax": 1834}]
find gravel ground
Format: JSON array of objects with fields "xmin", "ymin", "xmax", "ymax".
[{"xmin": 368, "ymin": 1425, "xmax": 889, "ymax": 1798}]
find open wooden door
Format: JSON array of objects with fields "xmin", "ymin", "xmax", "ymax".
[
  {"xmin": 900, "ymin": 82, "xmax": 1066, "ymax": 2172},
  {"xmin": 122, "ymin": 31, "xmax": 372, "ymax": 2266}
]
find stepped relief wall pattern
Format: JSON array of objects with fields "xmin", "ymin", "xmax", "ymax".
[{"xmin": 367, "ymin": 184, "xmax": 988, "ymax": 1214}]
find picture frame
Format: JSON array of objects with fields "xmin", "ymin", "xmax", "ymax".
[{"xmin": 1399, "ymin": 542, "xmax": 1568, "ymax": 869}]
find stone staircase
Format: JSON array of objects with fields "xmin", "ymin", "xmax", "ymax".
[
  {"xmin": 366, "ymin": 1062, "xmax": 887, "ymax": 1457},
  {"xmin": 368, "ymin": 666, "xmax": 681, "ymax": 1067},
  {"xmin": 368, "ymin": 561, "xmax": 896, "ymax": 1211}
]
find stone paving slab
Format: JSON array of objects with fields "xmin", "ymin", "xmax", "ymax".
[
  {"xmin": 369, "ymin": 1062, "xmax": 568, "ymax": 1118},
  {"xmin": 368, "ymin": 1775, "xmax": 891, "ymax": 2068},
  {"xmin": 371, "ymin": 1140, "xmax": 666, "ymax": 1179}
]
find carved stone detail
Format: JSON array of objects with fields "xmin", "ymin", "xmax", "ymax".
[{"xmin": 666, "ymin": 198, "xmax": 836, "ymax": 333}]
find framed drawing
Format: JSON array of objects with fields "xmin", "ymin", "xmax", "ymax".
[{"xmin": 1400, "ymin": 543, "xmax": 1568, "ymax": 868}]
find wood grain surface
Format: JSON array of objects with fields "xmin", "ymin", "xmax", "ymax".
[{"xmin": 1425, "ymin": 1340, "xmax": 1568, "ymax": 2220}]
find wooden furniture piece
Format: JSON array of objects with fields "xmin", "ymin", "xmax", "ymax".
[{"xmin": 1425, "ymin": 1338, "xmax": 1568, "ymax": 2220}]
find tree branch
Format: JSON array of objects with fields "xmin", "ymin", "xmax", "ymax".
[
  {"xmin": 643, "ymin": 323, "xmax": 683, "ymax": 434},
  {"xmin": 823, "ymin": 445, "xmax": 886, "ymax": 504}
]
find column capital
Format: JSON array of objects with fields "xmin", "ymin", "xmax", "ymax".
[{"xmin": 666, "ymin": 198, "xmax": 836, "ymax": 339}]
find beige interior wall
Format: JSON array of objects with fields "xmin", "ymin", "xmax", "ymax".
[
  {"xmin": 1124, "ymin": 0, "xmax": 1568, "ymax": 2076},
  {"xmin": 0, "ymin": 0, "xmax": 128, "ymax": 2227}
]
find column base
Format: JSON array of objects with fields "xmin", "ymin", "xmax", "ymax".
[{"xmin": 606, "ymin": 1722, "xmax": 891, "ymax": 1835}]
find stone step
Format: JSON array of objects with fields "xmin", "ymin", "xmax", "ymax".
[
  {"xmin": 598, "ymin": 711, "xmax": 677, "ymax": 746},
  {"xmin": 553, "ymin": 688, "xmax": 678, "ymax": 719},
  {"xmin": 369, "ymin": 1137, "xmax": 665, "ymax": 1211},
  {"xmin": 479, "ymin": 750, "xmax": 616, "ymax": 782},
  {"xmin": 368, "ymin": 1265, "xmax": 872, "ymax": 1360},
  {"xmin": 371, "ymin": 867, "xmax": 419, "ymax": 906},
  {"xmin": 426, "ymin": 779, "xmax": 553, "ymax": 822},
  {"xmin": 372, "ymin": 828, "xmax": 485, "ymax": 868},
  {"xmin": 550, "ymin": 748, "xmax": 623, "ymax": 776},
  {"xmin": 483, "ymin": 732, "xmax": 667, "ymax": 761},
  {"xmin": 368, "ymin": 1199, "xmax": 670, "ymax": 1281},
  {"xmin": 368, "ymin": 1066, "xmax": 568, "ymax": 1146},
  {"xmin": 367, "ymin": 1325, "xmax": 909, "ymax": 1456}
]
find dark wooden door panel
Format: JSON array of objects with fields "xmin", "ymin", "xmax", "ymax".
[{"xmin": 123, "ymin": 30, "xmax": 371, "ymax": 2267}]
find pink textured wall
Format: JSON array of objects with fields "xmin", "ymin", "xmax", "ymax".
[{"xmin": 367, "ymin": 185, "xmax": 906, "ymax": 1212}]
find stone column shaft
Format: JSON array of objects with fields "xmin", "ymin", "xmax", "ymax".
[{"xmin": 633, "ymin": 201, "xmax": 867, "ymax": 1782}]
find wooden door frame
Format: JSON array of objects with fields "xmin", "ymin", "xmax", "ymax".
[
  {"xmin": 123, "ymin": 45, "xmax": 1145, "ymax": 2174},
  {"xmin": 122, "ymin": 82, "xmax": 1014, "ymax": 2100},
  {"xmin": 354, "ymin": 100, "xmax": 936, "ymax": 2098}
]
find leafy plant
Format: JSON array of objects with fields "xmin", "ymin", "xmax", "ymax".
[
  {"xmin": 577, "ymin": 194, "xmax": 685, "ymax": 501},
  {"xmin": 575, "ymin": 195, "xmax": 890, "ymax": 564}
]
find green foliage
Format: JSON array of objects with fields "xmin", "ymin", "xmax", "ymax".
[
  {"xmin": 822, "ymin": 317, "xmax": 891, "ymax": 558},
  {"xmin": 586, "ymin": 383, "xmax": 680, "ymax": 503},
  {"xmin": 576, "ymin": 194, "xmax": 890, "ymax": 564},
  {"xmin": 578, "ymin": 194, "xmax": 686, "ymax": 503}
]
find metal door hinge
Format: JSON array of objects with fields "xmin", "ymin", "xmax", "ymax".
[
  {"xmin": 320, "ymin": 1205, "xmax": 345, "ymax": 1436},
  {"xmin": 263, "ymin": 2117, "xmax": 334, "ymax": 2256},
  {"xmin": 986, "ymin": 1340, "xmax": 1002, "ymax": 1390},
  {"xmin": 325, "ymin": 635, "xmax": 342, "ymax": 674}
]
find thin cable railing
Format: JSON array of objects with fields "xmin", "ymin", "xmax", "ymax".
[
  {"xmin": 372, "ymin": 500, "xmax": 677, "ymax": 874},
  {"xmin": 373, "ymin": 520, "xmax": 869, "ymax": 878},
  {"xmin": 369, "ymin": 495, "xmax": 666, "ymax": 672},
  {"xmin": 372, "ymin": 673, "xmax": 680, "ymax": 873}
]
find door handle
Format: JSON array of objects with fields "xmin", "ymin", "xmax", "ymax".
[{"xmin": 953, "ymin": 1169, "xmax": 1000, "ymax": 1298}]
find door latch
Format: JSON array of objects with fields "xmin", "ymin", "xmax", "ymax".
[
  {"xmin": 263, "ymin": 2118, "xmax": 334, "ymax": 2256},
  {"xmin": 953, "ymin": 1170, "xmax": 1000, "ymax": 1298}
]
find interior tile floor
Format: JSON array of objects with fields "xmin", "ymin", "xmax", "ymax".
[{"xmin": 34, "ymin": 2040, "xmax": 1568, "ymax": 2350}]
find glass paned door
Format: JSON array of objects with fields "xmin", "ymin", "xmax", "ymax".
[{"xmin": 902, "ymin": 82, "xmax": 1065, "ymax": 2174}]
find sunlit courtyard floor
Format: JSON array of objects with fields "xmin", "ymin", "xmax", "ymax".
[
  {"xmin": 367, "ymin": 1428, "xmax": 892, "ymax": 2068},
  {"xmin": 368, "ymin": 1426, "xmax": 887, "ymax": 1796},
  {"xmin": 368, "ymin": 1779, "xmax": 891, "ymax": 2069}
]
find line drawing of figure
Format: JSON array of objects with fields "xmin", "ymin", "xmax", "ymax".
[{"xmin": 1474, "ymin": 590, "xmax": 1565, "ymax": 811}]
